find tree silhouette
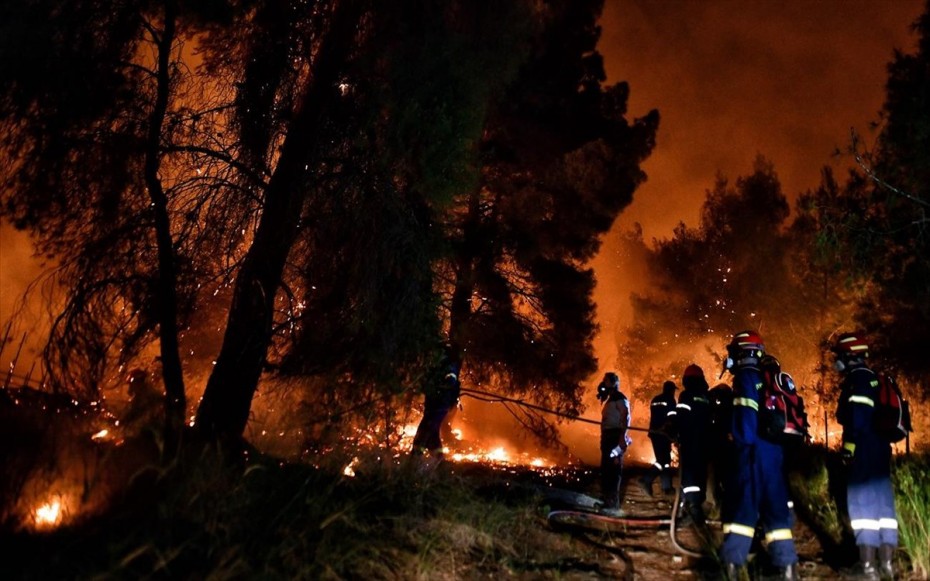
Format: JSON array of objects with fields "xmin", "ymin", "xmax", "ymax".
[
  {"xmin": 443, "ymin": 0, "xmax": 659, "ymax": 416},
  {"xmin": 851, "ymin": 1, "xmax": 930, "ymax": 384}
]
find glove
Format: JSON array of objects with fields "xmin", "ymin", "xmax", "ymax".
[{"xmin": 841, "ymin": 442, "xmax": 855, "ymax": 466}]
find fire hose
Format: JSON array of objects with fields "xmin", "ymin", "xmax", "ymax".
[
  {"xmin": 459, "ymin": 387, "xmax": 652, "ymax": 433},
  {"xmin": 460, "ymin": 387, "xmax": 709, "ymax": 557}
]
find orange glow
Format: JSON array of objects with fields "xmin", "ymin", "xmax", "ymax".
[
  {"xmin": 33, "ymin": 496, "xmax": 67, "ymax": 530},
  {"xmin": 343, "ymin": 457, "xmax": 359, "ymax": 477}
]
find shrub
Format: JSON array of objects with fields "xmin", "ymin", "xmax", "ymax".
[{"xmin": 892, "ymin": 451, "xmax": 930, "ymax": 579}]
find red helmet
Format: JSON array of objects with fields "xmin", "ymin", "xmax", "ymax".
[
  {"xmin": 832, "ymin": 332, "xmax": 869, "ymax": 357},
  {"xmin": 729, "ymin": 330, "xmax": 764, "ymax": 352},
  {"xmin": 683, "ymin": 364, "xmax": 704, "ymax": 379}
]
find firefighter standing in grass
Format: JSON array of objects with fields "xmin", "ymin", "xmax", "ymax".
[
  {"xmin": 676, "ymin": 364, "xmax": 712, "ymax": 525},
  {"xmin": 638, "ymin": 380, "xmax": 678, "ymax": 497},
  {"xmin": 720, "ymin": 330, "xmax": 798, "ymax": 581},
  {"xmin": 597, "ymin": 372, "xmax": 631, "ymax": 517},
  {"xmin": 833, "ymin": 332, "xmax": 897, "ymax": 580},
  {"xmin": 412, "ymin": 351, "xmax": 461, "ymax": 460}
]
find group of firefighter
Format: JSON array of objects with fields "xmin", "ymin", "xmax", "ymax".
[{"xmin": 596, "ymin": 330, "xmax": 900, "ymax": 581}]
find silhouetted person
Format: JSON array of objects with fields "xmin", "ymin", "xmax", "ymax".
[
  {"xmin": 708, "ymin": 382, "xmax": 735, "ymax": 519},
  {"xmin": 639, "ymin": 380, "xmax": 677, "ymax": 497},
  {"xmin": 676, "ymin": 364, "xmax": 711, "ymax": 525},
  {"xmin": 597, "ymin": 372, "xmax": 631, "ymax": 517},
  {"xmin": 412, "ymin": 353, "xmax": 461, "ymax": 460}
]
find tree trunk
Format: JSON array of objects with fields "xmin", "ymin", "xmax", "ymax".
[
  {"xmin": 449, "ymin": 189, "xmax": 482, "ymax": 360},
  {"xmin": 144, "ymin": 0, "xmax": 186, "ymax": 456},
  {"xmin": 195, "ymin": 0, "xmax": 363, "ymax": 442}
]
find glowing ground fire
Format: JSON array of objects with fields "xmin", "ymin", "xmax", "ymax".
[{"xmin": 34, "ymin": 497, "xmax": 64, "ymax": 529}]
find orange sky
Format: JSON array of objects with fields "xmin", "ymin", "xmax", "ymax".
[
  {"xmin": 599, "ymin": 0, "xmax": 925, "ymax": 241},
  {"xmin": 589, "ymin": 0, "xmax": 925, "ymax": 375}
]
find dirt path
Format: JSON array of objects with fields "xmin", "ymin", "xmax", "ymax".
[{"xmin": 539, "ymin": 463, "xmax": 841, "ymax": 580}]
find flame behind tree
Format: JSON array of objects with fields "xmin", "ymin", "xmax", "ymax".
[
  {"xmin": 0, "ymin": 0, "xmax": 659, "ymax": 449},
  {"xmin": 442, "ymin": 0, "xmax": 659, "ymax": 421},
  {"xmin": 617, "ymin": 157, "xmax": 815, "ymax": 377},
  {"xmin": 0, "ymin": 0, "xmax": 253, "ymax": 450}
]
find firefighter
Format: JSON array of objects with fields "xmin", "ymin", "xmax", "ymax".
[
  {"xmin": 597, "ymin": 372, "xmax": 631, "ymax": 517},
  {"xmin": 638, "ymin": 380, "xmax": 678, "ymax": 497},
  {"xmin": 412, "ymin": 351, "xmax": 462, "ymax": 460},
  {"xmin": 832, "ymin": 332, "xmax": 897, "ymax": 580},
  {"xmin": 720, "ymin": 330, "xmax": 799, "ymax": 581},
  {"xmin": 760, "ymin": 354, "xmax": 807, "ymax": 525},
  {"xmin": 708, "ymin": 382, "xmax": 735, "ymax": 520},
  {"xmin": 675, "ymin": 364, "xmax": 712, "ymax": 524}
]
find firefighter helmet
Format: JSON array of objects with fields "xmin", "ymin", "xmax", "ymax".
[
  {"xmin": 832, "ymin": 332, "xmax": 869, "ymax": 357},
  {"xmin": 683, "ymin": 364, "xmax": 704, "ymax": 379},
  {"xmin": 729, "ymin": 330, "xmax": 764, "ymax": 353}
]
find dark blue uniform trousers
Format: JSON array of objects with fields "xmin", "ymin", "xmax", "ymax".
[{"xmin": 721, "ymin": 439, "xmax": 797, "ymax": 567}]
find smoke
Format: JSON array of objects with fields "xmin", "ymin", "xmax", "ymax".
[
  {"xmin": 598, "ymin": 0, "xmax": 924, "ymax": 241},
  {"xmin": 0, "ymin": 224, "xmax": 53, "ymax": 381}
]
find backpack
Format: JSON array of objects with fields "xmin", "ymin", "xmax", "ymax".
[
  {"xmin": 873, "ymin": 372, "xmax": 912, "ymax": 443},
  {"xmin": 759, "ymin": 371, "xmax": 809, "ymax": 444}
]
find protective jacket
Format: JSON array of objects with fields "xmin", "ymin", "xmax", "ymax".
[
  {"xmin": 676, "ymin": 376, "xmax": 711, "ymax": 508},
  {"xmin": 836, "ymin": 365, "xmax": 898, "ymax": 547},
  {"xmin": 721, "ymin": 364, "xmax": 798, "ymax": 568},
  {"xmin": 649, "ymin": 391, "xmax": 678, "ymax": 432},
  {"xmin": 600, "ymin": 391, "xmax": 631, "ymax": 509},
  {"xmin": 642, "ymin": 390, "xmax": 677, "ymax": 491}
]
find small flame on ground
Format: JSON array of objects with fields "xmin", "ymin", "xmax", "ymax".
[
  {"xmin": 487, "ymin": 447, "xmax": 508, "ymax": 462},
  {"xmin": 91, "ymin": 429, "xmax": 109, "ymax": 440},
  {"xmin": 34, "ymin": 497, "xmax": 64, "ymax": 529},
  {"xmin": 343, "ymin": 457, "xmax": 359, "ymax": 477}
]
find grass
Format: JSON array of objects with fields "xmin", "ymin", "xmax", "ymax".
[
  {"xmin": 785, "ymin": 443, "xmax": 852, "ymax": 565},
  {"xmin": 892, "ymin": 451, "xmax": 930, "ymax": 579},
  {"xmin": 786, "ymin": 443, "xmax": 930, "ymax": 578},
  {"xmin": 3, "ymin": 441, "xmax": 608, "ymax": 579}
]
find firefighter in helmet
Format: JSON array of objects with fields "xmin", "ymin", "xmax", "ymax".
[
  {"xmin": 412, "ymin": 349, "xmax": 462, "ymax": 460},
  {"xmin": 638, "ymin": 380, "xmax": 677, "ymax": 497},
  {"xmin": 597, "ymin": 372, "xmax": 631, "ymax": 517},
  {"xmin": 832, "ymin": 332, "xmax": 897, "ymax": 580},
  {"xmin": 675, "ymin": 364, "xmax": 712, "ymax": 525},
  {"xmin": 719, "ymin": 330, "xmax": 798, "ymax": 580}
]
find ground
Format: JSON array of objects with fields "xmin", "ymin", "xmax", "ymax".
[{"xmin": 508, "ymin": 461, "xmax": 853, "ymax": 580}]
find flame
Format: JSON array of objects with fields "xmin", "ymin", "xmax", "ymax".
[
  {"xmin": 343, "ymin": 456, "xmax": 359, "ymax": 477},
  {"xmin": 91, "ymin": 429, "xmax": 109, "ymax": 440},
  {"xmin": 34, "ymin": 496, "xmax": 65, "ymax": 529},
  {"xmin": 487, "ymin": 447, "xmax": 508, "ymax": 462}
]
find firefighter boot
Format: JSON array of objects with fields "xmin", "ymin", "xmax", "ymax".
[
  {"xmin": 779, "ymin": 562, "xmax": 799, "ymax": 581},
  {"xmin": 878, "ymin": 544, "xmax": 895, "ymax": 580},
  {"xmin": 852, "ymin": 545, "xmax": 880, "ymax": 581},
  {"xmin": 684, "ymin": 500, "xmax": 706, "ymax": 527},
  {"xmin": 723, "ymin": 562, "xmax": 748, "ymax": 581}
]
